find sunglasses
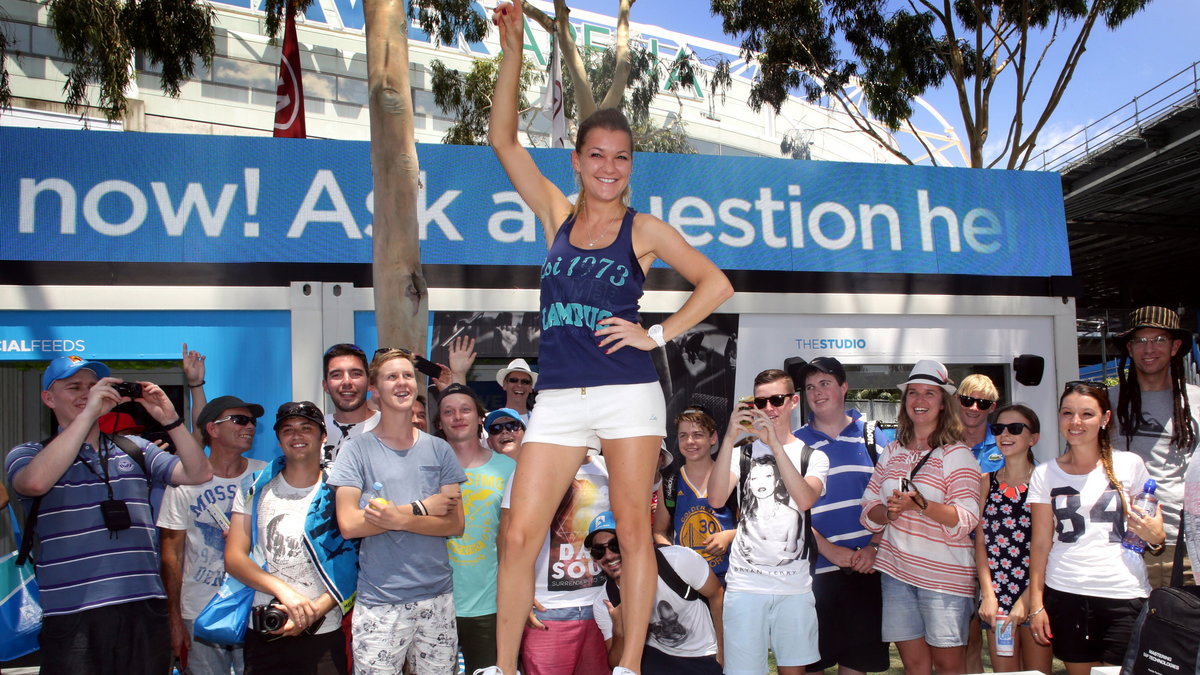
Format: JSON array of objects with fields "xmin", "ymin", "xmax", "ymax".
[
  {"xmin": 1064, "ymin": 379, "xmax": 1109, "ymax": 391},
  {"xmin": 487, "ymin": 421, "xmax": 524, "ymax": 435},
  {"xmin": 958, "ymin": 395, "xmax": 995, "ymax": 411},
  {"xmin": 506, "ymin": 377, "xmax": 532, "ymax": 386},
  {"xmin": 1128, "ymin": 335, "xmax": 1171, "ymax": 347},
  {"xmin": 215, "ymin": 414, "xmax": 256, "ymax": 426},
  {"xmin": 753, "ymin": 394, "xmax": 792, "ymax": 409},
  {"xmin": 989, "ymin": 422, "xmax": 1030, "ymax": 436},
  {"xmin": 588, "ymin": 539, "xmax": 620, "ymax": 559},
  {"xmin": 375, "ymin": 347, "xmax": 413, "ymax": 357},
  {"xmin": 899, "ymin": 478, "xmax": 929, "ymax": 510}
]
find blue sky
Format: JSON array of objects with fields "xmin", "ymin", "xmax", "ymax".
[{"xmin": 566, "ymin": 0, "xmax": 1200, "ymax": 167}]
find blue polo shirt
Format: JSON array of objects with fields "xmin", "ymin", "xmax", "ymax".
[
  {"xmin": 794, "ymin": 410, "xmax": 877, "ymax": 574},
  {"xmin": 6, "ymin": 435, "xmax": 179, "ymax": 616},
  {"xmin": 973, "ymin": 428, "xmax": 1004, "ymax": 474}
]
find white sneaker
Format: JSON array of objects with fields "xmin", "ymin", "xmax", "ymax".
[
  {"xmin": 612, "ymin": 668, "xmax": 638, "ymax": 675},
  {"xmin": 473, "ymin": 669, "xmax": 519, "ymax": 675}
]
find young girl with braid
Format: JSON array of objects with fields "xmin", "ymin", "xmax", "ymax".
[{"xmin": 1027, "ymin": 382, "xmax": 1167, "ymax": 673}]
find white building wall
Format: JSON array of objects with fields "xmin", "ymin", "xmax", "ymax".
[{"xmin": 2, "ymin": 0, "xmax": 906, "ymax": 163}]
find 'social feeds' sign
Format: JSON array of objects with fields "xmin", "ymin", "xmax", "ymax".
[{"xmin": 1, "ymin": 128, "xmax": 1070, "ymax": 277}]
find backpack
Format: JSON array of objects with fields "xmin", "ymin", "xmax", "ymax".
[
  {"xmin": 605, "ymin": 546, "xmax": 702, "ymax": 608},
  {"xmin": 16, "ymin": 434, "xmax": 149, "ymax": 566},
  {"xmin": 1121, "ymin": 517, "xmax": 1200, "ymax": 675}
]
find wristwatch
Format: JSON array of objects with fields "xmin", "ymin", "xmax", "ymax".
[{"xmin": 647, "ymin": 324, "xmax": 666, "ymax": 348}]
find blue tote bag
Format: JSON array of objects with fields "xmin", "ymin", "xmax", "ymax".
[{"xmin": 0, "ymin": 506, "xmax": 42, "ymax": 661}]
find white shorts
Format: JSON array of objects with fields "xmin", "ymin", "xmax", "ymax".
[{"xmin": 524, "ymin": 382, "xmax": 666, "ymax": 448}]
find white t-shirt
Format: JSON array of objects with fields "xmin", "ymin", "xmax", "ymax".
[
  {"xmin": 592, "ymin": 546, "xmax": 717, "ymax": 658},
  {"xmin": 1028, "ymin": 451, "xmax": 1152, "ymax": 599},
  {"xmin": 725, "ymin": 438, "xmax": 829, "ymax": 595},
  {"xmin": 501, "ymin": 457, "xmax": 610, "ymax": 610},
  {"xmin": 156, "ymin": 458, "xmax": 267, "ymax": 619},
  {"xmin": 324, "ymin": 412, "xmax": 376, "ymax": 463},
  {"xmin": 232, "ymin": 474, "xmax": 341, "ymax": 633}
]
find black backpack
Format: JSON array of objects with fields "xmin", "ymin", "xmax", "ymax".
[
  {"xmin": 1121, "ymin": 516, "xmax": 1200, "ymax": 675},
  {"xmin": 605, "ymin": 546, "xmax": 702, "ymax": 608}
]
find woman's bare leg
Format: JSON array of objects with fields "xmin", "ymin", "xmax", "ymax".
[
  {"xmin": 600, "ymin": 436, "xmax": 661, "ymax": 673},
  {"xmin": 494, "ymin": 442, "xmax": 589, "ymax": 675}
]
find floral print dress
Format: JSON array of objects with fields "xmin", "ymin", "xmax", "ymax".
[{"xmin": 982, "ymin": 474, "xmax": 1032, "ymax": 612}]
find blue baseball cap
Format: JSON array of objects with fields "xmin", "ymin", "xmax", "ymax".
[
  {"xmin": 43, "ymin": 355, "xmax": 110, "ymax": 390},
  {"xmin": 583, "ymin": 510, "xmax": 617, "ymax": 548},
  {"xmin": 484, "ymin": 408, "xmax": 525, "ymax": 429}
]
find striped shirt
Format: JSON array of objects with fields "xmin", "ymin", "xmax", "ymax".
[
  {"xmin": 860, "ymin": 440, "xmax": 981, "ymax": 598},
  {"xmin": 794, "ymin": 410, "xmax": 877, "ymax": 574},
  {"xmin": 6, "ymin": 435, "xmax": 179, "ymax": 615}
]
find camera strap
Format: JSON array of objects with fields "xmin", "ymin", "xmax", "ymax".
[{"xmin": 908, "ymin": 448, "xmax": 935, "ymax": 482}]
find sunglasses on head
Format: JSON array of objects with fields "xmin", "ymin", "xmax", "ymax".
[
  {"xmin": 989, "ymin": 422, "xmax": 1030, "ymax": 436},
  {"xmin": 375, "ymin": 347, "xmax": 413, "ymax": 357},
  {"xmin": 487, "ymin": 421, "xmax": 523, "ymax": 435},
  {"xmin": 1064, "ymin": 379, "xmax": 1109, "ymax": 391},
  {"xmin": 753, "ymin": 394, "xmax": 791, "ymax": 409},
  {"xmin": 588, "ymin": 539, "xmax": 620, "ymax": 559},
  {"xmin": 215, "ymin": 414, "xmax": 256, "ymax": 427},
  {"xmin": 958, "ymin": 395, "xmax": 995, "ymax": 411},
  {"xmin": 506, "ymin": 376, "xmax": 532, "ymax": 386}
]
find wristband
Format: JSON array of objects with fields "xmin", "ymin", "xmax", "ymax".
[
  {"xmin": 160, "ymin": 417, "xmax": 185, "ymax": 431},
  {"xmin": 411, "ymin": 501, "xmax": 428, "ymax": 516},
  {"xmin": 1146, "ymin": 540, "xmax": 1166, "ymax": 556},
  {"xmin": 188, "ymin": 380, "xmax": 205, "ymax": 388}
]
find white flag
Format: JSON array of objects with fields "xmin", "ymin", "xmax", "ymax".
[{"xmin": 542, "ymin": 39, "xmax": 567, "ymax": 148}]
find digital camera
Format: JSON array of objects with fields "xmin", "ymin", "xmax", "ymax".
[
  {"xmin": 250, "ymin": 602, "xmax": 289, "ymax": 634},
  {"xmin": 113, "ymin": 381, "xmax": 143, "ymax": 399}
]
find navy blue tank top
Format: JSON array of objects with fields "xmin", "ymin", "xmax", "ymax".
[{"xmin": 537, "ymin": 207, "xmax": 659, "ymax": 390}]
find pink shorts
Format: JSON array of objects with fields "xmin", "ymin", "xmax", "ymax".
[{"xmin": 524, "ymin": 382, "xmax": 666, "ymax": 449}]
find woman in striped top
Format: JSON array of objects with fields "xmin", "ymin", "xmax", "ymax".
[{"xmin": 861, "ymin": 360, "xmax": 982, "ymax": 675}]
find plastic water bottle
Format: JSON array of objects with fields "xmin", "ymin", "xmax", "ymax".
[
  {"xmin": 1121, "ymin": 479, "xmax": 1159, "ymax": 553},
  {"xmin": 994, "ymin": 610, "xmax": 1014, "ymax": 656},
  {"xmin": 360, "ymin": 481, "xmax": 388, "ymax": 509}
]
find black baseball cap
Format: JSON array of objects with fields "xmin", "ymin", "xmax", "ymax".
[
  {"xmin": 197, "ymin": 395, "xmax": 265, "ymax": 430},
  {"xmin": 798, "ymin": 356, "xmax": 847, "ymax": 385},
  {"xmin": 274, "ymin": 401, "xmax": 326, "ymax": 434}
]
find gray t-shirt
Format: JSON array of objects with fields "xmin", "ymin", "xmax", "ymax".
[
  {"xmin": 1112, "ymin": 384, "xmax": 1200, "ymax": 538},
  {"xmin": 326, "ymin": 430, "xmax": 467, "ymax": 606}
]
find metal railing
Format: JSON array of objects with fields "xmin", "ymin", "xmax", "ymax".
[{"xmin": 1033, "ymin": 60, "xmax": 1200, "ymax": 174}]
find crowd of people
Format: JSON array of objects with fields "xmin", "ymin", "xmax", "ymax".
[{"xmin": 3, "ymin": 10, "xmax": 1198, "ymax": 671}]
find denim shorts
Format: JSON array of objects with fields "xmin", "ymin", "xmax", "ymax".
[
  {"xmin": 722, "ymin": 591, "xmax": 820, "ymax": 674},
  {"xmin": 880, "ymin": 573, "xmax": 973, "ymax": 647}
]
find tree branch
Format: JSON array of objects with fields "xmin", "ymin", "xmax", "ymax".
[{"xmin": 598, "ymin": 0, "xmax": 634, "ymax": 110}]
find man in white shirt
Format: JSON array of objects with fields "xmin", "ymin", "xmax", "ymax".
[
  {"xmin": 586, "ymin": 511, "xmax": 724, "ymax": 674},
  {"xmin": 159, "ymin": 395, "xmax": 267, "ymax": 675},
  {"xmin": 708, "ymin": 368, "xmax": 829, "ymax": 675}
]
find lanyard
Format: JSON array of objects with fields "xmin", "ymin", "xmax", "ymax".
[{"xmin": 79, "ymin": 437, "xmax": 117, "ymax": 500}]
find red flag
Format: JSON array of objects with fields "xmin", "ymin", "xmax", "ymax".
[{"xmin": 273, "ymin": 2, "xmax": 306, "ymax": 138}]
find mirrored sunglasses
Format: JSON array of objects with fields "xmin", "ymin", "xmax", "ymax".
[
  {"xmin": 215, "ymin": 414, "xmax": 256, "ymax": 426},
  {"xmin": 487, "ymin": 421, "xmax": 524, "ymax": 435}
]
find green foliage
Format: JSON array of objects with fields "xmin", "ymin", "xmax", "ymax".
[
  {"xmin": 0, "ymin": 25, "xmax": 12, "ymax": 111},
  {"xmin": 430, "ymin": 55, "xmax": 542, "ymax": 145},
  {"xmin": 712, "ymin": 0, "xmax": 1154, "ymax": 167},
  {"xmin": 45, "ymin": 0, "xmax": 214, "ymax": 121}
]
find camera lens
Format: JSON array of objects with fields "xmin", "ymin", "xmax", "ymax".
[{"xmin": 262, "ymin": 606, "xmax": 288, "ymax": 632}]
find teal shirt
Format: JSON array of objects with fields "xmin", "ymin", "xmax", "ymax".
[{"xmin": 448, "ymin": 451, "xmax": 516, "ymax": 617}]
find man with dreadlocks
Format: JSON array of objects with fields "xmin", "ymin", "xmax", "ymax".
[{"xmin": 1112, "ymin": 305, "xmax": 1200, "ymax": 587}]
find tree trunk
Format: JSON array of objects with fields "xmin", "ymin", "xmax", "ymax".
[{"xmin": 365, "ymin": 0, "xmax": 427, "ymax": 352}]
